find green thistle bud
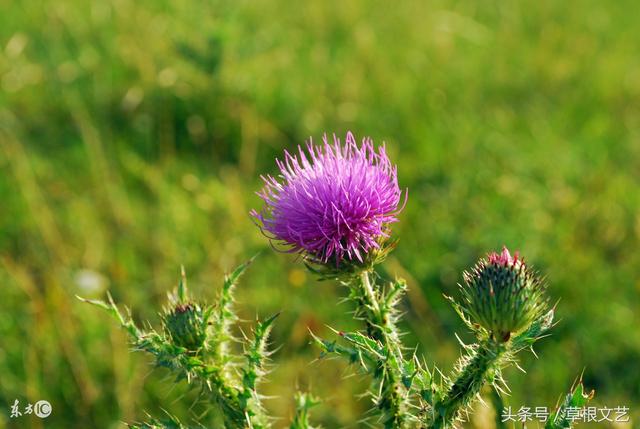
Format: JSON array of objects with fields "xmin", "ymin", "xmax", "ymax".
[
  {"xmin": 459, "ymin": 246, "xmax": 548, "ymax": 341},
  {"xmin": 163, "ymin": 302, "xmax": 210, "ymax": 351}
]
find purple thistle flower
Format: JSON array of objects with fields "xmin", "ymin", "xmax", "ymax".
[
  {"xmin": 488, "ymin": 246, "xmax": 521, "ymax": 267},
  {"xmin": 251, "ymin": 132, "xmax": 405, "ymax": 264}
]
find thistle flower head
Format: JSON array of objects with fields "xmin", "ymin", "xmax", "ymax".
[
  {"xmin": 459, "ymin": 246, "xmax": 548, "ymax": 341},
  {"xmin": 251, "ymin": 131, "xmax": 404, "ymax": 266}
]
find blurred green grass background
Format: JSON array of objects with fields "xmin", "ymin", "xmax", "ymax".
[{"xmin": 1, "ymin": 0, "xmax": 639, "ymax": 427}]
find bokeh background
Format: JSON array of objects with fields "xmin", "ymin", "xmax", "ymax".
[{"xmin": 1, "ymin": 0, "xmax": 639, "ymax": 427}]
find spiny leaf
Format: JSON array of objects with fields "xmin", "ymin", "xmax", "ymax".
[
  {"xmin": 339, "ymin": 331, "xmax": 385, "ymax": 358},
  {"xmin": 77, "ymin": 292, "xmax": 140, "ymax": 338},
  {"xmin": 546, "ymin": 379, "xmax": 595, "ymax": 429},
  {"xmin": 211, "ymin": 257, "xmax": 258, "ymax": 371},
  {"xmin": 310, "ymin": 330, "xmax": 375, "ymax": 369},
  {"xmin": 225, "ymin": 254, "xmax": 258, "ymax": 287}
]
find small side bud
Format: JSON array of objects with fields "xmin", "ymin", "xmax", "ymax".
[
  {"xmin": 459, "ymin": 246, "xmax": 548, "ymax": 341},
  {"xmin": 162, "ymin": 269, "xmax": 211, "ymax": 352},
  {"xmin": 163, "ymin": 302, "xmax": 210, "ymax": 351}
]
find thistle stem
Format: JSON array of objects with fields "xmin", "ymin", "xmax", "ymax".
[
  {"xmin": 360, "ymin": 270, "xmax": 381, "ymax": 314},
  {"xmin": 430, "ymin": 338, "xmax": 506, "ymax": 429},
  {"xmin": 490, "ymin": 386, "xmax": 507, "ymax": 429},
  {"xmin": 352, "ymin": 270, "xmax": 410, "ymax": 428},
  {"xmin": 290, "ymin": 392, "xmax": 319, "ymax": 429}
]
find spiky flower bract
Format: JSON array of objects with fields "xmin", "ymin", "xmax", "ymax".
[
  {"xmin": 459, "ymin": 246, "xmax": 548, "ymax": 341},
  {"xmin": 251, "ymin": 131, "xmax": 404, "ymax": 266}
]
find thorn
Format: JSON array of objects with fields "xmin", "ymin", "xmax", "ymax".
[
  {"xmin": 529, "ymin": 346, "xmax": 539, "ymax": 359},
  {"xmin": 327, "ymin": 325, "xmax": 341, "ymax": 335},
  {"xmin": 454, "ymin": 332, "xmax": 467, "ymax": 348}
]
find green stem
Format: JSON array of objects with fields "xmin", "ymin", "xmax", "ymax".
[
  {"xmin": 353, "ymin": 271, "xmax": 410, "ymax": 429},
  {"xmin": 490, "ymin": 386, "xmax": 507, "ymax": 429},
  {"xmin": 237, "ymin": 314, "xmax": 278, "ymax": 429},
  {"xmin": 290, "ymin": 392, "xmax": 319, "ymax": 429},
  {"xmin": 430, "ymin": 339, "xmax": 506, "ymax": 429},
  {"xmin": 360, "ymin": 270, "xmax": 381, "ymax": 314},
  {"xmin": 358, "ymin": 272, "xmax": 404, "ymax": 357}
]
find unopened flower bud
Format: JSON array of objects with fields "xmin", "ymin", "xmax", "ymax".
[
  {"xmin": 460, "ymin": 247, "xmax": 548, "ymax": 341},
  {"xmin": 163, "ymin": 303, "xmax": 209, "ymax": 351}
]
